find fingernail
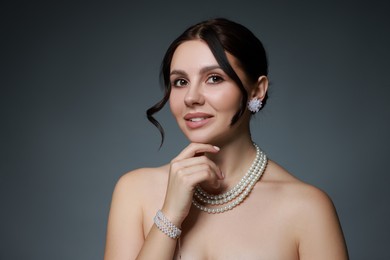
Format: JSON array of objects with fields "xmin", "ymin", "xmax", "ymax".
[
  {"xmin": 221, "ymin": 171, "xmax": 225, "ymax": 179},
  {"xmin": 213, "ymin": 146, "xmax": 220, "ymax": 151}
]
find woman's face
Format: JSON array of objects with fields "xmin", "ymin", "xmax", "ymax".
[{"xmin": 169, "ymin": 40, "xmax": 252, "ymax": 145}]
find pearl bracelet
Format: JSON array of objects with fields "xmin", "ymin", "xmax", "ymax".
[{"xmin": 154, "ymin": 210, "xmax": 182, "ymax": 239}]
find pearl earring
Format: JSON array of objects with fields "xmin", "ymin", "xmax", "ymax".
[{"xmin": 247, "ymin": 97, "xmax": 262, "ymax": 113}]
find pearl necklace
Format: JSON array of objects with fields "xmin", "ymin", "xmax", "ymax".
[{"xmin": 192, "ymin": 143, "xmax": 267, "ymax": 214}]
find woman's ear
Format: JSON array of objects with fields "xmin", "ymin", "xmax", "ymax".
[{"xmin": 250, "ymin": 76, "xmax": 268, "ymax": 100}]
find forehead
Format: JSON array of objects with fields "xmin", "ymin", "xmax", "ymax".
[{"xmin": 171, "ymin": 40, "xmax": 218, "ymax": 70}]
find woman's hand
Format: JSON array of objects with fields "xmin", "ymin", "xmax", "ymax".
[{"xmin": 161, "ymin": 143, "xmax": 224, "ymax": 227}]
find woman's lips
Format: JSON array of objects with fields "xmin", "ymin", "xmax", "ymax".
[{"xmin": 184, "ymin": 113, "xmax": 213, "ymax": 129}]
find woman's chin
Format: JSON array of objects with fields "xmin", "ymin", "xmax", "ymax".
[
  {"xmin": 185, "ymin": 134, "xmax": 225, "ymax": 146},
  {"xmin": 184, "ymin": 134, "xmax": 213, "ymax": 144}
]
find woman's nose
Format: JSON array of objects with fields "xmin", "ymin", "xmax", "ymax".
[{"xmin": 184, "ymin": 85, "xmax": 205, "ymax": 107}]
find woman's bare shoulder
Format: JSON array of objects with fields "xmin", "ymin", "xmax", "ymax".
[
  {"xmin": 264, "ymin": 160, "xmax": 332, "ymax": 204},
  {"xmin": 116, "ymin": 164, "xmax": 170, "ymax": 187},
  {"xmin": 114, "ymin": 165, "xmax": 169, "ymax": 201},
  {"xmin": 264, "ymin": 160, "xmax": 347, "ymax": 258},
  {"xmin": 122, "ymin": 164, "xmax": 170, "ymax": 178},
  {"xmin": 262, "ymin": 160, "xmax": 339, "ymax": 225}
]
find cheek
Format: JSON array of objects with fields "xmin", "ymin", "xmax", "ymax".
[
  {"xmin": 209, "ymin": 88, "xmax": 242, "ymax": 113},
  {"xmin": 169, "ymin": 91, "xmax": 183, "ymax": 118}
]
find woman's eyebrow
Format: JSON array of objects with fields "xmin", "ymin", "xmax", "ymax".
[
  {"xmin": 170, "ymin": 65, "xmax": 222, "ymax": 77},
  {"xmin": 199, "ymin": 65, "xmax": 222, "ymax": 74},
  {"xmin": 170, "ymin": 70, "xmax": 187, "ymax": 77}
]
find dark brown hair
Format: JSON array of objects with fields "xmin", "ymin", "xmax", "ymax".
[{"xmin": 147, "ymin": 18, "xmax": 268, "ymax": 146}]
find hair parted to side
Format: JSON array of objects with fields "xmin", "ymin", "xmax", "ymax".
[{"xmin": 146, "ymin": 18, "xmax": 269, "ymax": 146}]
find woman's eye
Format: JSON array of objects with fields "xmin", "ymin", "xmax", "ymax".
[
  {"xmin": 172, "ymin": 79, "xmax": 188, "ymax": 87},
  {"xmin": 206, "ymin": 75, "xmax": 223, "ymax": 84}
]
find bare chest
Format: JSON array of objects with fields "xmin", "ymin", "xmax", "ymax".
[{"xmin": 175, "ymin": 197, "xmax": 298, "ymax": 259}]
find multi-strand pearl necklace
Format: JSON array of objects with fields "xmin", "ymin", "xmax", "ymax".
[{"xmin": 192, "ymin": 143, "xmax": 268, "ymax": 214}]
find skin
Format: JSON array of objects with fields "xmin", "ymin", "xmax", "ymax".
[{"xmin": 104, "ymin": 40, "xmax": 349, "ymax": 259}]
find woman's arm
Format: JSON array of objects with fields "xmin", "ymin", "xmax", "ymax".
[
  {"xmin": 104, "ymin": 170, "xmax": 148, "ymax": 259},
  {"xmin": 297, "ymin": 185, "xmax": 349, "ymax": 260},
  {"xmin": 104, "ymin": 169, "xmax": 179, "ymax": 260},
  {"xmin": 104, "ymin": 143, "xmax": 223, "ymax": 260}
]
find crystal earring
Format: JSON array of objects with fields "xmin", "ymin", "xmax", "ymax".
[{"xmin": 247, "ymin": 97, "xmax": 262, "ymax": 113}]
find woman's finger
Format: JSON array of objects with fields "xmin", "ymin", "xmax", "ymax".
[
  {"xmin": 172, "ymin": 143, "xmax": 220, "ymax": 162},
  {"xmin": 171, "ymin": 155, "xmax": 223, "ymax": 180},
  {"xmin": 174, "ymin": 162, "xmax": 221, "ymax": 189}
]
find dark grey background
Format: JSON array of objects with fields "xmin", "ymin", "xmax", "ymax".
[{"xmin": 1, "ymin": 0, "xmax": 389, "ymax": 259}]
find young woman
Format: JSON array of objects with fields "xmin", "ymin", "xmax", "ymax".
[{"xmin": 104, "ymin": 18, "xmax": 348, "ymax": 260}]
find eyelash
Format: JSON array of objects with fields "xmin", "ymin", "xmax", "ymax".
[
  {"xmin": 172, "ymin": 78, "xmax": 188, "ymax": 87},
  {"xmin": 171, "ymin": 74, "xmax": 224, "ymax": 87},
  {"xmin": 206, "ymin": 74, "xmax": 224, "ymax": 84}
]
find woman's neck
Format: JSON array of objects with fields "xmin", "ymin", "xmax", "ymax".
[{"xmin": 204, "ymin": 135, "xmax": 258, "ymax": 194}]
